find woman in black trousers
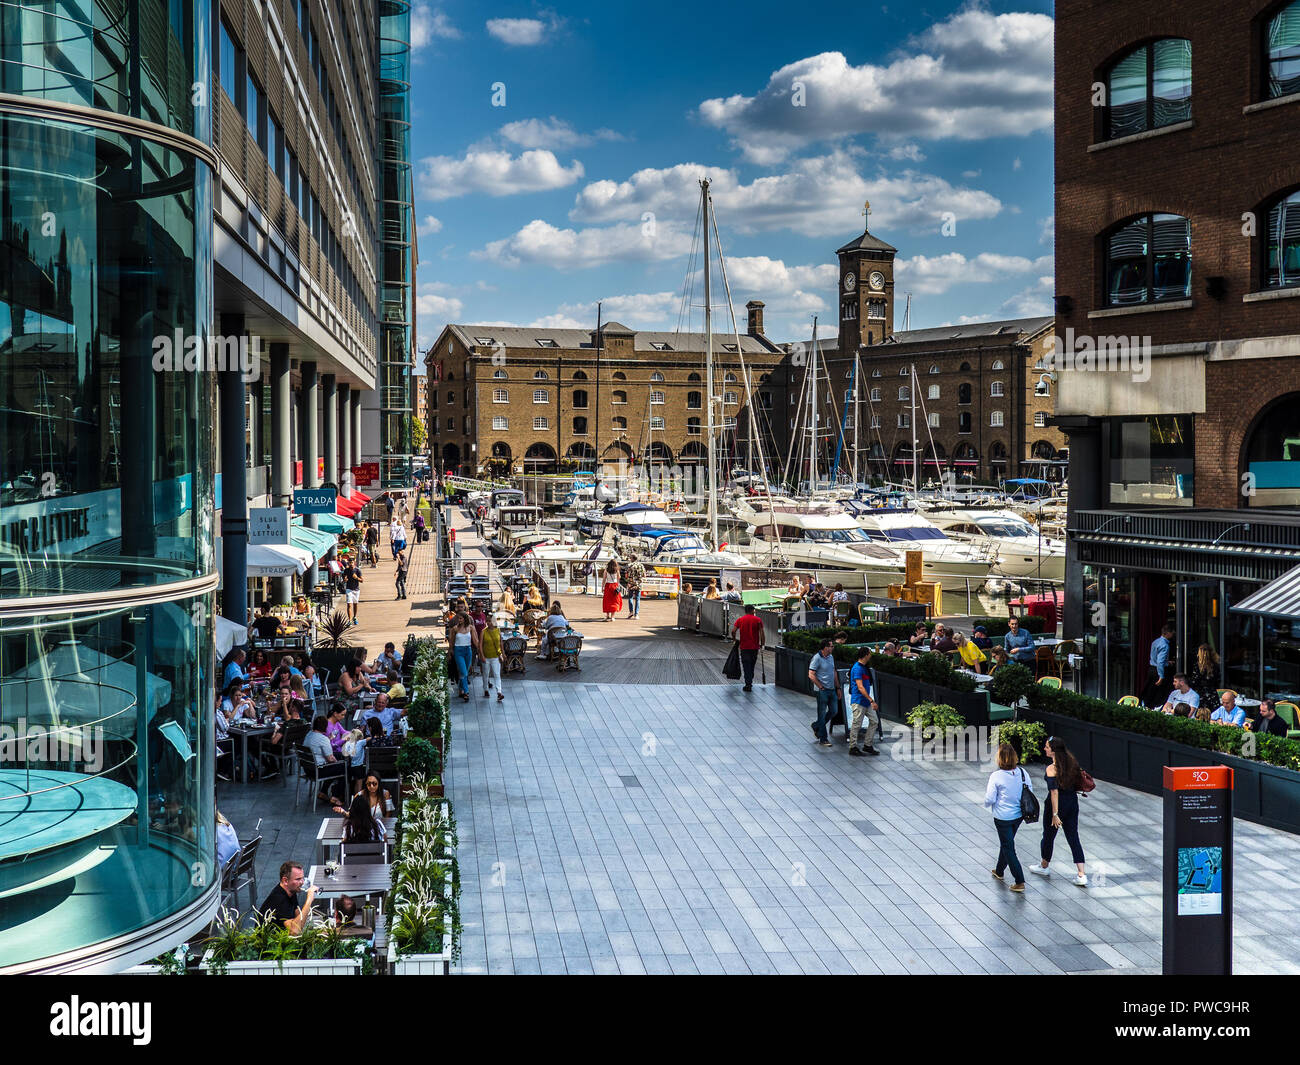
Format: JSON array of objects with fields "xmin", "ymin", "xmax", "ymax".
[{"xmin": 1029, "ymin": 736, "xmax": 1088, "ymax": 887}]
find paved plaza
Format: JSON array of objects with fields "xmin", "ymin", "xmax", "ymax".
[{"xmin": 448, "ymin": 676, "xmax": 1300, "ymax": 975}]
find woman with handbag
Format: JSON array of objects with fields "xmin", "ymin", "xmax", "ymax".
[
  {"xmin": 601, "ymin": 560, "xmax": 623, "ymax": 622},
  {"xmin": 1030, "ymin": 736, "xmax": 1090, "ymax": 886},
  {"xmin": 983, "ymin": 742, "xmax": 1036, "ymax": 893}
]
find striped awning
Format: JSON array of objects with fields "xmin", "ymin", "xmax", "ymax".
[{"xmin": 1231, "ymin": 564, "xmax": 1300, "ymax": 619}]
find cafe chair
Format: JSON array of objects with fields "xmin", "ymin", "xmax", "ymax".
[
  {"xmin": 1118, "ymin": 695, "xmax": 1141, "ymax": 707},
  {"xmin": 294, "ymin": 745, "xmax": 347, "ymax": 812},
  {"xmin": 263, "ymin": 721, "xmax": 311, "ymax": 786},
  {"xmin": 1037, "ymin": 676, "xmax": 1062, "ymax": 690},
  {"xmin": 231, "ymin": 835, "xmax": 262, "ymax": 913},
  {"xmin": 341, "ymin": 842, "xmax": 386, "ymax": 866},
  {"xmin": 1269, "ymin": 700, "xmax": 1300, "ymax": 739},
  {"xmin": 1034, "ymin": 645, "xmax": 1059, "ymax": 680},
  {"xmin": 831, "ymin": 601, "xmax": 853, "ymax": 624},
  {"xmin": 218, "ymin": 852, "xmax": 241, "ymax": 912},
  {"xmin": 1217, "ymin": 688, "xmax": 1238, "ymax": 700}
]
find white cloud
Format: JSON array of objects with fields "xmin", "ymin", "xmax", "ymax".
[
  {"xmin": 887, "ymin": 143, "xmax": 925, "ymax": 162},
  {"xmin": 417, "ymin": 215, "xmax": 443, "ymax": 236},
  {"xmin": 569, "ymin": 151, "xmax": 1002, "ymax": 237},
  {"xmin": 529, "ymin": 313, "xmax": 589, "ymax": 329},
  {"xmin": 499, "ymin": 117, "xmax": 623, "ymax": 150},
  {"xmin": 1013, "ymin": 156, "xmax": 1023, "ymax": 170},
  {"xmin": 894, "ymin": 251, "xmax": 1052, "ymax": 295},
  {"xmin": 697, "ymin": 9, "xmax": 1053, "ymax": 162},
  {"xmin": 1039, "ymin": 215, "xmax": 1055, "ymax": 246},
  {"xmin": 473, "ymin": 219, "xmax": 694, "ymax": 269},
  {"xmin": 416, "ymin": 286, "xmax": 464, "ymax": 321},
  {"xmin": 962, "ymin": 169, "xmax": 981, "ymax": 178},
  {"xmin": 548, "ymin": 292, "xmax": 681, "ymax": 327},
  {"xmin": 417, "ymin": 149, "xmax": 584, "ymax": 200},
  {"xmin": 411, "ymin": 4, "xmax": 460, "ymax": 48},
  {"xmin": 1000, "ymin": 274, "xmax": 1055, "ymax": 316},
  {"xmin": 486, "ymin": 16, "xmax": 559, "ymax": 45}
]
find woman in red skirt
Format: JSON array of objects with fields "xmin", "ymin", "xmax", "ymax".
[{"xmin": 601, "ymin": 559, "xmax": 623, "ymax": 621}]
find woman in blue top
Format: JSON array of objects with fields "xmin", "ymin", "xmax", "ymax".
[{"xmin": 983, "ymin": 742, "xmax": 1034, "ymax": 892}]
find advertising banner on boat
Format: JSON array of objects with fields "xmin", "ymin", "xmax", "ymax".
[{"xmin": 642, "ymin": 565, "xmax": 680, "ymax": 597}]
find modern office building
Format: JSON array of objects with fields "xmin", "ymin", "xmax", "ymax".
[
  {"xmin": 1055, "ymin": 0, "xmax": 1300, "ymax": 700},
  {"xmin": 0, "ymin": 0, "xmax": 413, "ymax": 972}
]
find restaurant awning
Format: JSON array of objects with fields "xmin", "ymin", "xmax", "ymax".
[
  {"xmin": 312, "ymin": 512, "xmax": 355, "ymax": 534},
  {"xmin": 336, "ymin": 494, "xmax": 365, "ymax": 517},
  {"xmin": 289, "ymin": 522, "xmax": 337, "ymax": 560},
  {"xmin": 351, "ymin": 490, "xmax": 372, "ymax": 504},
  {"xmin": 1230, "ymin": 564, "xmax": 1300, "ymax": 620},
  {"xmin": 222, "ymin": 543, "xmax": 312, "ymax": 577}
]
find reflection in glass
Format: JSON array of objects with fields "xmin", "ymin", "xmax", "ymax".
[
  {"xmin": 1108, "ymin": 415, "xmax": 1195, "ymax": 506},
  {"xmin": 1105, "ymin": 39, "xmax": 1192, "ymax": 139},
  {"xmin": 1268, "ymin": 2, "xmax": 1300, "ymax": 99},
  {"xmin": 1106, "ymin": 214, "xmax": 1191, "ymax": 306}
]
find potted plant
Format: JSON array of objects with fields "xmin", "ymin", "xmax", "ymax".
[
  {"xmin": 388, "ymin": 791, "xmax": 460, "ymax": 974},
  {"xmin": 993, "ymin": 719, "xmax": 1048, "ymax": 762},
  {"xmin": 904, "ymin": 700, "xmax": 967, "ymax": 738},
  {"xmin": 201, "ymin": 909, "xmax": 370, "ymax": 975},
  {"xmin": 396, "ymin": 736, "xmax": 442, "ymax": 784},
  {"xmin": 989, "ymin": 662, "xmax": 1034, "ymax": 708}
]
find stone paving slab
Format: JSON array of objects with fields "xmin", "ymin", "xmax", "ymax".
[{"xmin": 448, "ymin": 675, "xmax": 1300, "ymax": 976}]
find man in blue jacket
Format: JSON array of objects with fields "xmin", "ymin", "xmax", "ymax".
[{"xmin": 1003, "ymin": 616, "xmax": 1036, "ymax": 666}]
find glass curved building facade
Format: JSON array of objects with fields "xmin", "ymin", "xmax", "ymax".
[{"xmin": 0, "ymin": 0, "xmax": 219, "ymax": 971}]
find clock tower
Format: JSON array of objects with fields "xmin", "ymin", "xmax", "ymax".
[{"xmin": 836, "ymin": 200, "xmax": 898, "ymax": 354}]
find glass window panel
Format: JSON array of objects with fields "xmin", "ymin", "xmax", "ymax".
[
  {"xmin": 1266, "ymin": 191, "xmax": 1300, "ymax": 289},
  {"xmin": 219, "ymin": 22, "xmax": 237, "ymax": 100},
  {"xmin": 1269, "ymin": 3, "xmax": 1300, "ymax": 99},
  {"xmin": 1152, "ymin": 38, "xmax": 1193, "ymax": 127},
  {"xmin": 1108, "ymin": 48, "xmax": 1148, "ymax": 137},
  {"xmin": 1108, "ymin": 415, "xmax": 1195, "ymax": 506}
]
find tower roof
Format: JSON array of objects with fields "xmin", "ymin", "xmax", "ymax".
[{"xmin": 836, "ymin": 229, "xmax": 898, "ymax": 255}]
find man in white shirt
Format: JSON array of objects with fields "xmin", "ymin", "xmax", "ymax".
[{"xmin": 1160, "ymin": 674, "xmax": 1200, "ymax": 714}]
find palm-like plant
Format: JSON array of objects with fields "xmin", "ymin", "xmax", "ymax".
[{"xmin": 318, "ymin": 610, "xmax": 354, "ymax": 649}]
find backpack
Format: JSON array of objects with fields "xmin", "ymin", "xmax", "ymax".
[{"xmin": 1018, "ymin": 768, "xmax": 1040, "ymax": 824}]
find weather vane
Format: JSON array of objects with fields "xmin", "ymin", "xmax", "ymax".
[{"xmin": 862, "ymin": 199, "xmax": 871, "ymax": 228}]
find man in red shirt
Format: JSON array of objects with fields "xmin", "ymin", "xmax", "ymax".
[{"xmin": 731, "ymin": 603, "xmax": 766, "ymax": 692}]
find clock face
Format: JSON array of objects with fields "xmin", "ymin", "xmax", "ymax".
[
  {"xmin": 843, "ymin": 272, "xmax": 856, "ymax": 293},
  {"xmin": 868, "ymin": 271, "xmax": 885, "ymax": 291}
]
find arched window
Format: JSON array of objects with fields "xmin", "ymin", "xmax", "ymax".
[
  {"xmin": 612, "ymin": 416, "xmax": 628, "ymax": 430},
  {"xmin": 611, "ymin": 390, "xmax": 627, "ymax": 405},
  {"xmin": 532, "ymin": 389, "xmax": 549, "ymax": 404},
  {"xmin": 650, "ymin": 371, "xmax": 665, "ymax": 382},
  {"xmin": 493, "ymin": 369, "xmax": 507, "ymax": 379},
  {"xmin": 1035, "ymin": 376, "xmax": 1051, "ymax": 396},
  {"xmin": 959, "ymin": 361, "xmax": 972, "ymax": 372},
  {"xmin": 724, "ymin": 372, "xmax": 737, "ymax": 383},
  {"xmin": 687, "ymin": 372, "xmax": 702, "ymax": 382},
  {"xmin": 1268, "ymin": 3, "xmax": 1300, "ymax": 98},
  {"xmin": 991, "ymin": 360, "xmax": 1004, "ymax": 371},
  {"xmin": 870, "ymin": 388, "xmax": 882, "ymax": 402},
  {"xmin": 534, "ymin": 370, "xmax": 549, "ymax": 380},
  {"xmin": 871, "ymin": 368, "xmax": 882, "ymax": 378},
  {"xmin": 686, "ymin": 417, "xmax": 701, "ymax": 435},
  {"xmin": 650, "ymin": 391, "xmax": 665, "ymax": 405},
  {"xmin": 898, "ymin": 386, "xmax": 910, "ymax": 401},
  {"xmin": 687, "ymin": 391, "xmax": 702, "ymax": 409},
  {"xmin": 990, "ymin": 382, "xmax": 1005, "ymax": 397},
  {"xmin": 1105, "ymin": 213, "xmax": 1191, "ymax": 306},
  {"xmin": 990, "ymin": 411, "xmax": 1005, "ymax": 427},
  {"xmin": 613, "ymin": 371, "xmax": 626, "ymax": 380},
  {"xmin": 572, "ymin": 389, "xmax": 589, "ymax": 408},
  {"xmin": 958, "ymin": 383, "xmax": 972, "ymax": 404},
  {"xmin": 1264, "ymin": 188, "xmax": 1300, "ymax": 289},
  {"xmin": 1243, "ymin": 396, "xmax": 1300, "ymax": 506},
  {"xmin": 1104, "ymin": 39, "xmax": 1192, "ymax": 139},
  {"xmin": 929, "ymin": 364, "xmax": 940, "ymax": 374},
  {"xmin": 572, "ymin": 370, "xmax": 588, "ymax": 380}
]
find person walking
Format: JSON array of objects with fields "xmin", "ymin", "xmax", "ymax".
[
  {"xmin": 394, "ymin": 550, "xmax": 409, "ymax": 600},
  {"xmin": 447, "ymin": 612, "xmax": 480, "ymax": 703},
  {"xmin": 730, "ymin": 602, "xmax": 765, "ymax": 692},
  {"xmin": 847, "ymin": 646, "xmax": 881, "ymax": 756},
  {"xmin": 390, "ymin": 518, "xmax": 408, "ymax": 561},
  {"xmin": 601, "ymin": 559, "xmax": 623, "ymax": 621},
  {"xmin": 624, "ymin": 556, "xmax": 645, "ymax": 619},
  {"xmin": 984, "ymin": 742, "xmax": 1033, "ymax": 892},
  {"xmin": 1030, "ymin": 736, "xmax": 1089, "ymax": 886},
  {"xmin": 807, "ymin": 639, "xmax": 837, "ymax": 749},
  {"xmin": 480, "ymin": 614, "xmax": 504, "ymax": 702},
  {"xmin": 383, "ymin": 492, "xmax": 394, "ymax": 526},
  {"xmin": 1142, "ymin": 623, "xmax": 1175, "ymax": 708},
  {"xmin": 365, "ymin": 521, "xmax": 380, "ymax": 567},
  {"xmin": 341, "ymin": 558, "xmax": 364, "ymax": 626}
]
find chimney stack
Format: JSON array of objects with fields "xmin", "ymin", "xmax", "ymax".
[{"xmin": 746, "ymin": 300, "xmax": 765, "ymax": 337}]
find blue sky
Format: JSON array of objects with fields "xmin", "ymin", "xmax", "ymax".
[{"xmin": 408, "ymin": 0, "xmax": 1056, "ymax": 359}]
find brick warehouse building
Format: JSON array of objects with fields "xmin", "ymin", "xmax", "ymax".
[
  {"xmin": 1055, "ymin": 0, "xmax": 1300, "ymax": 703},
  {"xmin": 426, "ymin": 209, "xmax": 1061, "ymax": 486}
]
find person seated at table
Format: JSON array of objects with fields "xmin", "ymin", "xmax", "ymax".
[
  {"xmin": 1210, "ymin": 692, "xmax": 1247, "ymax": 728},
  {"xmin": 342, "ymin": 792, "xmax": 385, "ymax": 843},
  {"xmin": 279, "ymin": 654, "xmax": 304, "ymax": 678},
  {"xmin": 326, "ymin": 703, "xmax": 351, "ymax": 754},
  {"xmin": 832, "ymin": 630, "xmax": 850, "ymax": 647},
  {"xmin": 1194, "ymin": 704, "xmax": 1213, "ymax": 724},
  {"xmin": 260, "ymin": 861, "xmax": 317, "ymax": 935},
  {"xmin": 880, "ymin": 641, "xmax": 902, "ymax": 658},
  {"xmin": 525, "ymin": 584, "xmax": 545, "ymax": 610},
  {"xmin": 362, "ymin": 692, "xmax": 404, "ymax": 735},
  {"xmin": 682, "ymin": 583, "xmax": 694, "ymax": 596},
  {"xmin": 787, "ymin": 575, "xmax": 805, "ymax": 598},
  {"xmin": 537, "ymin": 602, "xmax": 571, "ymax": 657},
  {"xmin": 374, "ymin": 642, "xmax": 403, "ymax": 675},
  {"xmin": 1159, "ymin": 674, "xmax": 1200, "ymax": 714},
  {"xmin": 289, "ymin": 673, "xmax": 311, "ymax": 706},
  {"xmin": 334, "ymin": 895, "xmax": 372, "ymax": 937},
  {"xmin": 343, "ymin": 718, "xmax": 380, "ymax": 777},
  {"xmin": 251, "ymin": 602, "xmax": 282, "ymax": 641},
  {"xmin": 304, "ymin": 716, "xmax": 344, "ymax": 804},
  {"xmin": 722, "ymin": 582, "xmax": 742, "ymax": 603},
  {"xmin": 988, "ymin": 647, "xmax": 1010, "ymax": 674},
  {"xmin": 247, "ymin": 649, "xmax": 273, "ymax": 679},
  {"xmin": 220, "ymin": 680, "xmax": 256, "ymax": 724},
  {"xmin": 830, "ymin": 583, "xmax": 849, "ymax": 606},
  {"xmin": 293, "ymin": 595, "xmax": 311, "ymax": 617},
  {"xmin": 1002, "ymin": 616, "xmax": 1037, "ymax": 666},
  {"xmin": 302, "ymin": 663, "xmax": 323, "ymax": 699},
  {"xmin": 384, "ymin": 669, "xmax": 407, "ymax": 702},
  {"xmin": 907, "ymin": 623, "xmax": 929, "ymax": 652},
  {"xmin": 930, "ymin": 623, "xmax": 958, "ymax": 654},
  {"xmin": 806, "ymin": 583, "xmax": 830, "ymax": 611},
  {"xmin": 970, "ymin": 625, "xmax": 993, "ymax": 651},
  {"xmin": 216, "ymin": 810, "xmax": 240, "ymax": 867},
  {"xmin": 333, "ymin": 772, "xmax": 395, "ymax": 819},
  {"xmin": 339, "ymin": 659, "xmax": 373, "ymax": 706},
  {"xmin": 1171, "ymin": 702, "xmax": 1193, "ymax": 718},
  {"xmin": 1255, "ymin": 699, "xmax": 1290, "ymax": 737},
  {"xmin": 955, "ymin": 633, "xmax": 986, "ymax": 673},
  {"xmin": 499, "ymin": 587, "xmax": 519, "ymax": 619},
  {"xmin": 221, "ymin": 648, "xmax": 250, "ymax": 690}
]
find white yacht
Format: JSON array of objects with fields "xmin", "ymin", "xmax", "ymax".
[
  {"xmin": 923, "ymin": 508, "xmax": 1065, "ymax": 580},
  {"xmin": 612, "ymin": 526, "xmax": 750, "ymax": 567},
  {"xmin": 735, "ymin": 500, "xmax": 907, "ymax": 588},
  {"xmin": 840, "ymin": 499, "xmax": 1001, "ymax": 578}
]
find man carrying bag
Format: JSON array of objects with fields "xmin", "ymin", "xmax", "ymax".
[{"xmin": 729, "ymin": 603, "xmax": 765, "ymax": 692}]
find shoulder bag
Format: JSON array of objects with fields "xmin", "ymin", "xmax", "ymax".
[{"xmin": 1018, "ymin": 767, "xmax": 1040, "ymax": 823}]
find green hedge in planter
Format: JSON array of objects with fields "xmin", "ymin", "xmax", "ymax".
[
  {"xmin": 866, "ymin": 650, "xmax": 978, "ymax": 693},
  {"xmin": 1026, "ymin": 685, "xmax": 1300, "ymax": 772},
  {"xmin": 396, "ymin": 736, "xmax": 442, "ymax": 779},
  {"xmin": 782, "ymin": 614, "xmax": 1046, "ymax": 653}
]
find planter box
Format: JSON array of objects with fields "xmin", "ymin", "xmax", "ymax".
[
  {"xmin": 775, "ymin": 646, "xmax": 814, "ymax": 694},
  {"xmin": 201, "ymin": 949, "xmax": 362, "ymax": 976},
  {"xmin": 312, "ymin": 647, "xmax": 369, "ymax": 680},
  {"xmin": 1021, "ymin": 707, "xmax": 1300, "ymax": 835},
  {"xmin": 387, "ymin": 934, "xmax": 452, "ymax": 975}
]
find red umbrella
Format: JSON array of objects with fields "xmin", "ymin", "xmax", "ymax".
[{"xmin": 336, "ymin": 495, "xmax": 365, "ymax": 517}]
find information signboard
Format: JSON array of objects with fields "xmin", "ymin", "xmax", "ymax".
[
  {"xmin": 249, "ymin": 507, "xmax": 289, "ymax": 545},
  {"xmin": 1163, "ymin": 765, "xmax": 1233, "ymax": 975},
  {"xmin": 294, "ymin": 488, "xmax": 338, "ymax": 514}
]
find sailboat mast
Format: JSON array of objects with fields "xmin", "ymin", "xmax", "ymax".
[
  {"xmin": 810, "ymin": 316, "xmax": 819, "ymax": 493},
  {"xmin": 911, "ymin": 363, "xmax": 919, "ymax": 494},
  {"xmin": 852, "ymin": 349, "xmax": 860, "ymax": 486},
  {"xmin": 703, "ymin": 179, "xmax": 719, "ymax": 547}
]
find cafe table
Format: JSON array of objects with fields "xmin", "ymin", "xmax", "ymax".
[
  {"xmin": 316, "ymin": 816, "xmax": 397, "ymax": 865},
  {"xmin": 227, "ymin": 722, "xmax": 276, "ymax": 783},
  {"xmin": 957, "ymin": 669, "xmax": 994, "ymax": 685},
  {"xmin": 307, "ymin": 864, "xmax": 392, "ymax": 909}
]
